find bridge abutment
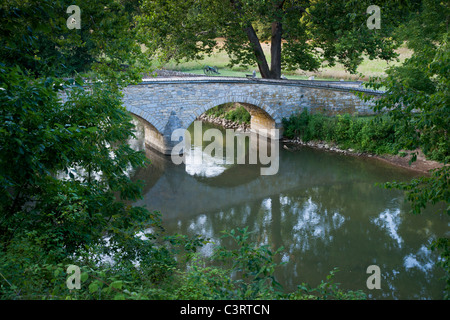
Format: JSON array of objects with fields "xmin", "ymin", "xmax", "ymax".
[{"xmin": 132, "ymin": 114, "xmax": 174, "ymax": 155}]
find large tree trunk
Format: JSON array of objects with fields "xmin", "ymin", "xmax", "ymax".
[
  {"xmin": 230, "ymin": 0, "xmax": 284, "ymax": 79},
  {"xmin": 245, "ymin": 22, "xmax": 283, "ymax": 79},
  {"xmin": 244, "ymin": 25, "xmax": 271, "ymax": 79},
  {"xmin": 269, "ymin": 0, "xmax": 285, "ymax": 79},
  {"xmin": 270, "ymin": 21, "xmax": 282, "ymax": 79}
]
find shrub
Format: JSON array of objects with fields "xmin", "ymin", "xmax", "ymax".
[
  {"xmin": 282, "ymin": 109, "xmax": 404, "ymax": 156},
  {"xmin": 282, "ymin": 108, "xmax": 310, "ymax": 139},
  {"xmin": 206, "ymin": 104, "xmax": 251, "ymax": 124},
  {"xmin": 224, "ymin": 106, "xmax": 251, "ymax": 124}
]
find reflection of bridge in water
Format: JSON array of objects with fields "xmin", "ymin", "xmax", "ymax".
[
  {"xmin": 132, "ymin": 141, "xmax": 417, "ymax": 222},
  {"xmin": 129, "ymin": 125, "xmax": 446, "ymax": 299}
]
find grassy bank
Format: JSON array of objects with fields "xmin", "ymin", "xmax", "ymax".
[
  {"xmin": 154, "ymin": 40, "xmax": 412, "ymax": 80},
  {"xmin": 204, "ymin": 103, "xmax": 251, "ymax": 124},
  {"xmin": 282, "ymin": 109, "xmax": 399, "ymax": 156},
  {"xmin": 282, "ymin": 109, "xmax": 448, "ymax": 164}
]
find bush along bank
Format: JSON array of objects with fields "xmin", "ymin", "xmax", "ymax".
[
  {"xmin": 281, "ymin": 109, "xmax": 445, "ymax": 173},
  {"xmin": 198, "ymin": 103, "xmax": 251, "ymax": 131}
]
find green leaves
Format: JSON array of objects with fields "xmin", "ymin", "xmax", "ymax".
[
  {"xmin": 282, "ymin": 109, "xmax": 399, "ymax": 156},
  {"xmin": 88, "ymin": 282, "xmax": 99, "ymax": 294},
  {"xmin": 0, "ymin": 62, "xmax": 154, "ymax": 259},
  {"xmin": 362, "ymin": 0, "xmax": 449, "ymax": 298},
  {"xmin": 384, "ymin": 166, "xmax": 450, "ymax": 216},
  {"xmin": 289, "ymin": 268, "xmax": 367, "ymax": 300},
  {"xmin": 209, "ymin": 227, "xmax": 286, "ymax": 299},
  {"xmin": 0, "ymin": 0, "xmax": 150, "ymax": 83},
  {"xmin": 165, "ymin": 227, "xmax": 366, "ymax": 300},
  {"xmin": 87, "ymin": 273, "xmax": 126, "ymax": 299},
  {"xmin": 137, "ymin": 0, "xmax": 405, "ymax": 78},
  {"xmin": 206, "ymin": 103, "xmax": 251, "ymax": 124}
]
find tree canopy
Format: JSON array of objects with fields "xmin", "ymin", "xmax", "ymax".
[
  {"xmin": 364, "ymin": 0, "xmax": 449, "ymax": 297},
  {"xmin": 0, "ymin": 0, "xmax": 448, "ymax": 300},
  {"xmin": 366, "ymin": 0, "xmax": 449, "ymax": 212},
  {"xmin": 0, "ymin": 0, "xmax": 148, "ymax": 82},
  {"xmin": 137, "ymin": 0, "xmax": 418, "ymax": 79},
  {"xmin": 0, "ymin": 0, "xmax": 159, "ymax": 265}
]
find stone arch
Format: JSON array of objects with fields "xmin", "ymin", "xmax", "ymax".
[
  {"xmin": 239, "ymin": 102, "xmax": 276, "ymax": 133},
  {"xmin": 186, "ymin": 96, "xmax": 280, "ymax": 136}
]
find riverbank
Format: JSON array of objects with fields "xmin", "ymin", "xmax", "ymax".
[
  {"xmin": 197, "ymin": 113, "xmax": 250, "ymax": 131},
  {"xmin": 282, "ymin": 137, "xmax": 444, "ymax": 174},
  {"xmin": 197, "ymin": 112, "xmax": 443, "ymax": 174}
]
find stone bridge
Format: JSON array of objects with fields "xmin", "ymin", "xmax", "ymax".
[{"xmin": 122, "ymin": 77, "xmax": 383, "ymax": 154}]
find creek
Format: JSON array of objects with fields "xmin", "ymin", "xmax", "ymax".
[{"xmin": 131, "ymin": 120, "xmax": 448, "ymax": 299}]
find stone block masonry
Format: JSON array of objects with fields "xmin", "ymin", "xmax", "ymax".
[{"xmin": 122, "ymin": 77, "xmax": 383, "ymax": 154}]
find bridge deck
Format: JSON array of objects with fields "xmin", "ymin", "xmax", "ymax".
[{"xmin": 139, "ymin": 76, "xmax": 385, "ymax": 94}]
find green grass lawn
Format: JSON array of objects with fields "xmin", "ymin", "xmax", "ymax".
[{"xmin": 153, "ymin": 42, "xmax": 411, "ymax": 81}]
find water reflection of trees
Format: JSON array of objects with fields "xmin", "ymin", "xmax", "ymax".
[
  {"xmin": 130, "ymin": 120, "xmax": 447, "ymax": 299},
  {"xmin": 167, "ymin": 182, "xmax": 446, "ymax": 299}
]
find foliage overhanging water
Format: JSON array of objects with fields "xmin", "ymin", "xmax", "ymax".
[{"xmin": 131, "ymin": 120, "xmax": 448, "ymax": 299}]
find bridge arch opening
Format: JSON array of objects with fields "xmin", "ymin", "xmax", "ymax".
[
  {"xmin": 239, "ymin": 102, "xmax": 277, "ymax": 134},
  {"xmin": 182, "ymin": 101, "xmax": 279, "ymax": 179},
  {"xmin": 196, "ymin": 101, "xmax": 278, "ymax": 138},
  {"xmin": 129, "ymin": 100, "xmax": 280, "ymax": 156}
]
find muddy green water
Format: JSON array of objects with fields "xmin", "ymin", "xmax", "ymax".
[{"xmin": 131, "ymin": 121, "xmax": 448, "ymax": 299}]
